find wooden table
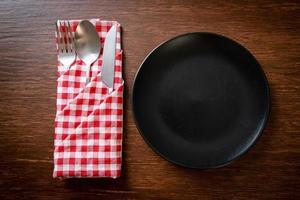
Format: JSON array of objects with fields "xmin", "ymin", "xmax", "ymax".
[{"xmin": 0, "ymin": 0, "xmax": 299, "ymax": 199}]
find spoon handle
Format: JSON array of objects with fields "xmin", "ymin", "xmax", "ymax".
[{"xmin": 86, "ymin": 64, "xmax": 90, "ymax": 84}]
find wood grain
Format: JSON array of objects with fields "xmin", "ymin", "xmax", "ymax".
[{"xmin": 0, "ymin": 0, "xmax": 299, "ymax": 199}]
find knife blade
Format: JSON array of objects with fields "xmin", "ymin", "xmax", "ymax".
[{"xmin": 101, "ymin": 25, "xmax": 117, "ymax": 93}]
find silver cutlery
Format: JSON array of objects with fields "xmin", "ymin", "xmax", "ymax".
[
  {"xmin": 74, "ymin": 20, "xmax": 101, "ymax": 84},
  {"xmin": 55, "ymin": 21, "xmax": 76, "ymax": 72},
  {"xmin": 101, "ymin": 25, "xmax": 117, "ymax": 93}
]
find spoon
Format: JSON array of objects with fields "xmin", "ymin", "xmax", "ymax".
[{"xmin": 74, "ymin": 20, "xmax": 101, "ymax": 84}]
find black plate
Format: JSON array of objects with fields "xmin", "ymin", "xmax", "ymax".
[{"xmin": 132, "ymin": 33, "xmax": 270, "ymax": 169}]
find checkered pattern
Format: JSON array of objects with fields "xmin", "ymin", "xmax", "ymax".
[{"xmin": 53, "ymin": 19, "xmax": 123, "ymax": 178}]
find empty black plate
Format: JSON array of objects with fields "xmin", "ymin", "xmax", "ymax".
[{"xmin": 132, "ymin": 33, "xmax": 270, "ymax": 169}]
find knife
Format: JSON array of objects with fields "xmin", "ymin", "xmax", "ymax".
[{"xmin": 101, "ymin": 24, "xmax": 117, "ymax": 93}]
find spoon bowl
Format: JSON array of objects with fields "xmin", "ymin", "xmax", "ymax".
[{"xmin": 74, "ymin": 20, "xmax": 101, "ymax": 83}]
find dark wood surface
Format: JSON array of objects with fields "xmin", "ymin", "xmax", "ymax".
[{"xmin": 0, "ymin": 0, "xmax": 299, "ymax": 199}]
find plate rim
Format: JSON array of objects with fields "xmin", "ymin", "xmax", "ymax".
[{"xmin": 131, "ymin": 32, "xmax": 271, "ymax": 169}]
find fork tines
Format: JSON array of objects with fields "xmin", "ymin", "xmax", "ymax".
[
  {"xmin": 55, "ymin": 20, "xmax": 75, "ymax": 53},
  {"xmin": 55, "ymin": 20, "xmax": 76, "ymax": 71}
]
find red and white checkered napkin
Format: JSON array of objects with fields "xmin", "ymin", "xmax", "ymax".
[{"xmin": 53, "ymin": 19, "xmax": 123, "ymax": 178}]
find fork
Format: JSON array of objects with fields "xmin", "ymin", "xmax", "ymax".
[{"xmin": 55, "ymin": 21, "xmax": 76, "ymax": 72}]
